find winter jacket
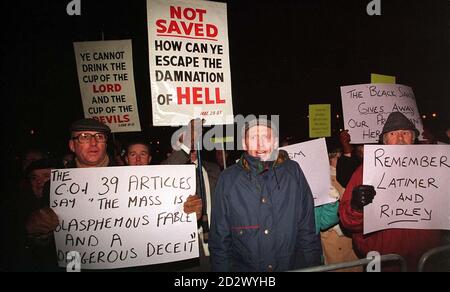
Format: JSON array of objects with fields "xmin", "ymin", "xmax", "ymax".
[{"xmin": 209, "ymin": 150, "xmax": 322, "ymax": 272}]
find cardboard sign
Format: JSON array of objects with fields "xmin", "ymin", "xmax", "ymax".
[
  {"xmin": 50, "ymin": 165, "xmax": 199, "ymax": 270},
  {"xmin": 147, "ymin": 0, "xmax": 234, "ymax": 126},
  {"xmin": 363, "ymin": 145, "xmax": 450, "ymax": 234},
  {"xmin": 74, "ymin": 40, "xmax": 141, "ymax": 133},
  {"xmin": 340, "ymin": 83, "xmax": 424, "ymax": 144},
  {"xmin": 281, "ymin": 138, "xmax": 335, "ymax": 207}
]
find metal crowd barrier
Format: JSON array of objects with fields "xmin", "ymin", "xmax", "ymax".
[
  {"xmin": 289, "ymin": 254, "xmax": 407, "ymax": 272},
  {"xmin": 417, "ymin": 244, "xmax": 450, "ymax": 272}
]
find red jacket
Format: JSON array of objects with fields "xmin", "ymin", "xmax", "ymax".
[{"xmin": 339, "ymin": 166, "xmax": 442, "ymax": 271}]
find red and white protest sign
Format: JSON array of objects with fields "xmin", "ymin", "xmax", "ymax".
[{"xmin": 147, "ymin": 0, "xmax": 234, "ymax": 126}]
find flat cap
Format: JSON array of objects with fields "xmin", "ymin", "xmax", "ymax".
[{"xmin": 69, "ymin": 118, "xmax": 111, "ymax": 134}]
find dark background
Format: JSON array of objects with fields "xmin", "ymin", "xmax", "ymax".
[{"xmin": 2, "ymin": 0, "xmax": 449, "ymax": 159}]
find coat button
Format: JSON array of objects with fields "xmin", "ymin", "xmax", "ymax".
[
  {"xmin": 268, "ymin": 265, "xmax": 273, "ymax": 272},
  {"xmin": 239, "ymin": 230, "xmax": 244, "ymax": 235},
  {"xmin": 264, "ymin": 229, "xmax": 270, "ymax": 235},
  {"xmin": 261, "ymin": 197, "xmax": 268, "ymax": 204}
]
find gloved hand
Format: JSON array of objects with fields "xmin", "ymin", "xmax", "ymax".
[{"xmin": 351, "ymin": 185, "xmax": 376, "ymax": 212}]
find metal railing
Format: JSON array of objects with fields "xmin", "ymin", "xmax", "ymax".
[
  {"xmin": 417, "ymin": 244, "xmax": 450, "ymax": 272},
  {"xmin": 289, "ymin": 254, "xmax": 407, "ymax": 272}
]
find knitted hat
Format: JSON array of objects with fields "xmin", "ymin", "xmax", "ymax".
[{"xmin": 379, "ymin": 112, "xmax": 419, "ymax": 141}]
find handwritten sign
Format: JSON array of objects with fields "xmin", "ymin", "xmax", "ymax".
[
  {"xmin": 281, "ymin": 138, "xmax": 335, "ymax": 207},
  {"xmin": 340, "ymin": 83, "xmax": 424, "ymax": 144},
  {"xmin": 147, "ymin": 0, "xmax": 234, "ymax": 126},
  {"xmin": 371, "ymin": 73, "xmax": 396, "ymax": 84},
  {"xmin": 309, "ymin": 104, "xmax": 331, "ymax": 138},
  {"xmin": 73, "ymin": 40, "xmax": 141, "ymax": 133},
  {"xmin": 50, "ymin": 165, "xmax": 199, "ymax": 270},
  {"xmin": 363, "ymin": 145, "xmax": 450, "ymax": 234}
]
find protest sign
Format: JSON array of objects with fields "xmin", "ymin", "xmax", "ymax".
[
  {"xmin": 371, "ymin": 73, "xmax": 396, "ymax": 84},
  {"xmin": 309, "ymin": 104, "xmax": 331, "ymax": 138},
  {"xmin": 50, "ymin": 165, "xmax": 198, "ymax": 270},
  {"xmin": 340, "ymin": 83, "xmax": 424, "ymax": 143},
  {"xmin": 281, "ymin": 138, "xmax": 335, "ymax": 206},
  {"xmin": 363, "ymin": 145, "xmax": 450, "ymax": 234},
  {"xmin": 74, "ymin": 40, "xmax": 141, "ymax": 133},
  {"xmin": 147, "ymin": 0, "xmax": 234, "ymax": 126}
]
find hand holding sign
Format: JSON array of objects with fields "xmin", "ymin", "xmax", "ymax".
[
  {"xmin": 351, "ymin": 185, "xmax": 376, "ymax": 212},
  {"xmin": 339, "ymin": 130, "xmax": 353, "ymax": 154},
  {"xmin": 26, "ymin": 207, "xmax": 59, "ymax": 235},
  {"xmin": 184, "ymin": 195, "xmax": 202, "ymax": 221}
]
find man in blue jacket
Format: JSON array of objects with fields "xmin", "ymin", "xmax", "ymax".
[{"xmin": 209, "ymin": 118, "xmax": 322, "ymax": 272}]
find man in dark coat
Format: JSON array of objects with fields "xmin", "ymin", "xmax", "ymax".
[{"xmin": 209, "ymin": 118, "xmax": 322, "ymax": 272}]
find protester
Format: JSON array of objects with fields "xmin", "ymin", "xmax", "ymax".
[
  {"xmin": 336, "ymin": 130, "xmax": 363, "ymax": 188},
  {"xmin": 24, "ymin": 119, "xmax": 203, "ymax": 271},
  {"xmin": 209, "ymin": 118, "xmax": 322, "ymax": 272},
  {"xmin": 317, "ymin": 148, "xmax": 362, "ymax": 272},
  {"xmin": 163, "ymin": 119, "xmax": 220, "ymax": 271},
  {"xmin": 339, "ymin": 112, "xmax": 443, "ymax": 271}
]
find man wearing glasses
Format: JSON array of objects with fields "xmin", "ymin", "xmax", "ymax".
[
  {"xmin": 26, "ymin": 119, "xmax": 113, "ymax": 237},
  {"xmin": 67, "ymin": 119, "xmax": 112, "ymax": 168}
]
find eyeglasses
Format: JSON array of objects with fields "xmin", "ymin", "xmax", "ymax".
[{"xmin": 71, "ymin": 133, "xmax": 108, "ymax": 144}]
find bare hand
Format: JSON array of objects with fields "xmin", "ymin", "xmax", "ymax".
[
  {"xmin": 183, "ymin": 195, "xmax": 203, "ymax": 221},
  {"xmin": 26, "ymin": 207, "xmax": 59, "ymax": 235},
  {"xmin": 339, "ymin": 130, "xmax": 353, "ymax": 154}
]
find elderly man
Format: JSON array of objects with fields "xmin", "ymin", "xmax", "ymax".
[
  {"xmin": 209, "ymin": 118, "xmax": 322, "ymax": 272},
  {"xmin": 26, "ymin": 119, "xmax": 201, "ymax": 241},
  {"xmin": 339, "ymin": 112, "xmax": 442, "ymax": 271}
]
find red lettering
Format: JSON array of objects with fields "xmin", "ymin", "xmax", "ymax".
[
  {"xmin": 170, "ymin": 6, "xmax": 206, "ymax": 22},
  {"xmin": 180, "ymin": 21, "xmax": 194, "ymax": 35},
  {"xmin": 176, "ymin": 87, "xmax": 225, "ymax": 105},
  {"xmin": 92, "ymin": 84, "xmax": 122, "ymax": 93},
  {"xmin": 91, "ymin": 115, "xmax": 131, "ymax": 124},
  {"xmin": 215, "ymin": 88, "xmax": 225, "ymax": 104},
  {"xmin": 206, "ymin": 24, "xmax": 218, "ymax": 38},
  {"xmin": 167, "ymin": 21, "xmax": 181, "ymax": 35},
  {"xmin": 156, "ymin": 19, "xmax": 167, "ymax": 33},
  {"xmin": 193, "ymin": 87, "xmax": 202, "ymax": 104},
  {"xmin": 177, "ymin": 87, "xmax": 190, "ymax": 104}
]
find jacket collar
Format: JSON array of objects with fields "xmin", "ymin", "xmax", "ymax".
[{"xmin": 240, "ymin": 150, "xmax": 289, "ymax": 173}]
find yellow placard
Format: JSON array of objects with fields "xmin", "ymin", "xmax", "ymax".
[
  {"xmin": 309, "ymin": 104, "xmax": 331, "ymax": 138},
  {"xmin": 371, "ymin": 73, "xmax": 396, "ymax": 84}
]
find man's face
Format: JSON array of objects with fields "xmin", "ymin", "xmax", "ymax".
[
  {"xmin": 29, "ymin": 168, "xmax": 51, "ymax": 198},
  {"xmin": 125, "ymin": 144, "xmax": 151, "ymax": 166},
  {"xmin": 69, "ymin": 131, "xmax": 108, "ymax": 167},
  {"xmin": 244, "ymin": 125, "xmax": 277, "ymax": 161},
  {"xmin": 384, "ymin": 129, "xmax": 415, "ymax": 145}
]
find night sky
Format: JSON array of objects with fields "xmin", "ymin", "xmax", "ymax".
[{"xmin": 3, "ymin": 0, "xmax": 449, "ymax": 158}]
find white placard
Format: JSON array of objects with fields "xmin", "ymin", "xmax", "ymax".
[
  {"xmin": 50, "ymin": 165, "xmax": 199, "ymax": 270},
  {"xmin": 74, "ymin": 40, "xmax": 141, "ymax": 133},
  {"xmin": 340, "ymin": 83, "xmax": 423, "ymax": 144},
  {"xmin": 147, "ymin": 0, "xmax": 234, "ymax": 126},
  {"xmin": 363, "ymin": 145, "xmax": 450, "ymax": 234},
  {"xmin": 281, "ymin": 138, "xmax": 335, "ymax": 207}
]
